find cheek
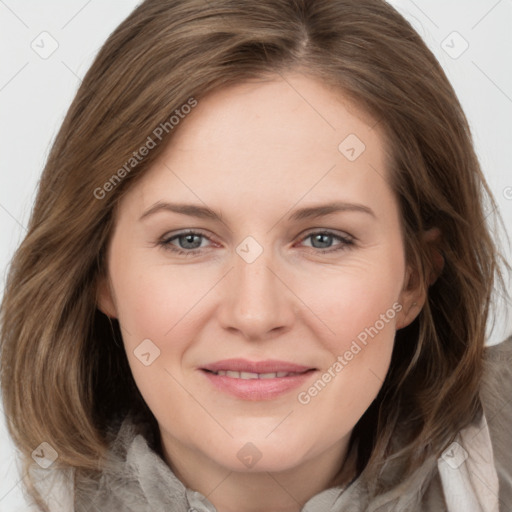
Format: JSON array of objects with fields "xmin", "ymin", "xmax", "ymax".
[
  {"xmin": 292, "ymin": 250, "xmax": 402, "ymax": 421},
  {"xmin": 331, "ymin": 280, "xmax": 400, "ymax": 356},
  {"xmin": 109, "ymin": 254, "xmax": 216, "ymax": 398},
  {"xmin": 109, "ymin": 258, "xmax": 199, "ymax": 416},
  {"xmin": 111, "ymin": 254, "xmax": 206, "ymax": 344},
  {"xmin": 298, "ymin": 254, "xmax": 403, "ymax": 356},
  {"xmin": 296, "ymin": 296, "xmax": 398, "ymax": 444}
]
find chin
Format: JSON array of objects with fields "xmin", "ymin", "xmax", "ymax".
[
  {"xmin": 224, "ymin": 454, "xmax": 305, "ymax": 474},
  {"xmin": 207, "ymin": 437, "xmax": 311, "ymax": 473}
]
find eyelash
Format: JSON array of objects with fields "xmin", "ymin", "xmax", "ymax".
[{"xmin": 157, "ymin": 229, "xmax": 355, "ymax": 257}]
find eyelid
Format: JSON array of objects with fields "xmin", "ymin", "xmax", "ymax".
[
  {"xmin": 298, "ymin": 227, "xmax": 354, "ymax": 241},
  {"xmin": 159, "ymin": 228, "xmax": 218, "ymax": 248}
]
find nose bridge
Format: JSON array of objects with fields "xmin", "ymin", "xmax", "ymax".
[{"xmin": 217, "ymin": 239, "xmax": 293, "ymax": 338}]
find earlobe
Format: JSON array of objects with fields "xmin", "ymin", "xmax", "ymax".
[
  {"xmin": 96, "ymin": 275, "xmax": 118, "ymax": 319},
  {"xmin": 395, "ymin": 298, "xmax": 421, "ymax": 330}
]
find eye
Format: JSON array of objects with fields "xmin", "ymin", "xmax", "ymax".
[
  {"xmin": 298, "ymin": 230, "xmax": 355, "ymax": 254},
  {"xmin": 158, "ymin": 230, "xmax": 214, "ymax": 256}
]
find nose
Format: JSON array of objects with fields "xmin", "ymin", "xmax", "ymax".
[{"xmin": 216, "ymin": 247, "xmax": 295, "ymax": 341}]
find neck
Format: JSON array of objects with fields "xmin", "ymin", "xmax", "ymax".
[{"xmin": 159, "ymin": 432, "xmax": 357, "ymax": 512}]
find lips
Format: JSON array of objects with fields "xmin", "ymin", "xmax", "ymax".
[{"xmin": 200, "ymin": 358, "xmax": 317, "ymax": 400}]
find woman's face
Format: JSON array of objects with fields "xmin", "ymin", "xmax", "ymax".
[{"xmin": 99, "ymin": 73, "xmax": 422, "ymax": 477}]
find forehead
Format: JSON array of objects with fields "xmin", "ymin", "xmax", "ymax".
[
  {"xmin": 123, "ymin": 73, "xmax": 393, "ymax": 217},
  {"xmin": 170, "ymin": 73, "xmax": 383, "ymax": 158}
]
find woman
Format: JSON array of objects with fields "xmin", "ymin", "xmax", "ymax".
[{"xmin": 1, "ymin": 0, "xmax": 511, "ymax": 511}]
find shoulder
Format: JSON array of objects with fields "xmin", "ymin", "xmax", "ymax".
[
  {"xmin": 480, "ymin": 335, "xmax": 512, "ymax": 510},
  {"xmin": 481, "ymin": 335, "xmax": 512, "ymax": 413},
  {"xmin": 483, "ymin": 334, "xmax": 512, "ymax": 366}
]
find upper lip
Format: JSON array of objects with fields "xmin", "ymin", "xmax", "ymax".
[{"xmin": 201, "ymin": 358, "xmax": 315, "ymax": 374}]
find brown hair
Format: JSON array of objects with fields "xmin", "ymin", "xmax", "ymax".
[{"xmin": 1, "ymin": 0, "xmax": 509, "ymax": 509}]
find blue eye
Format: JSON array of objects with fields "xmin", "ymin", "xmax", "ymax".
[
  {"xmin": 159, "ymin": 230, "xmax": 210, "ymax": 256},
  {"xmin": 158, "ymin": 229, "xmax": 354, "ymax": 256},
  {"xmin": 301, "ymin": 232, "xmax": 354, "ymax": 253}
]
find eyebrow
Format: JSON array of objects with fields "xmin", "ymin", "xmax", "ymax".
[
  {"xmin": 288, "ymin": 201, "xmax": 375, "ymax": 221},
  {"xmin": 139, "ymin": 200, "xmax": 375, "ymax": 222},
  {"xmin": 139, "ymin": 201, "xmax": 223, "ymax": 222}
]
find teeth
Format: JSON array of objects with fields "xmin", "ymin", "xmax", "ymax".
[
  {"xmin": 213, "ymin": 370, "xmax": 302, "ymax": 379},
  {"xmin": 240, "ymin": 371, "xmax": 259, "ymax": 379},
  {"xmin": 259, "ymin": 372, "xmax": 278, "ymax": 379}
]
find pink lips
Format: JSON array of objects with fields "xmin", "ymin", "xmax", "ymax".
[{"xmin": 200, "ymin": 358, "xmax": 317, "ymax": 401}]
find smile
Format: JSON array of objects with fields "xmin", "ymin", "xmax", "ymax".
[{"xmin": 200, "ymin": 361, "xmax": 317, "ymax": 400}]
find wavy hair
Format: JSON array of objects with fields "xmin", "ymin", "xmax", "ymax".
[{"xmin": 1, "ymin": 0, "xmax": 509, "ymax": 509}]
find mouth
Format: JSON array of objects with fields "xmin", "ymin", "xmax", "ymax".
[
  {"xmin": 201, "ymin": 369, "xmax": 313, "ymax": 379},
  {"xmin": 199, "ymin": 359, "xmax": 317, "ymax": 400}
]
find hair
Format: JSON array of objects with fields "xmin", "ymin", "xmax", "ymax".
[{"xmin": 1, "ymin": 0, "xmax": 510, "ymax": 509}]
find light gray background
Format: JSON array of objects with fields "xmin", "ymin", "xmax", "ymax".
[{"xmin": 1, "ymin": 1, "xmax": 511, "ymax": 509}]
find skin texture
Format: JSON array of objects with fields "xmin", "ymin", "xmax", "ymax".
[{"xmin": 98, "ymin": 73, "xmax": 433, "ymax": 512}]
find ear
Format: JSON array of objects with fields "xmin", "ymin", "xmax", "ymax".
[
  {"xmin": 396, "ymin": 227, "xmax": 444, "ymax": 330},
  {"xmin": 423, "ymin": 227, "xmax": 445, "ymax": 286},
  {"xmin": 96, "ymin": 273, "xmax": 118, "ymax": 319}
]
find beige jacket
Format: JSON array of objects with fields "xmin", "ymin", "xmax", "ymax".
[{"xmin": 27, "ymin": 336, "xmax": 512, "ymax": 512}]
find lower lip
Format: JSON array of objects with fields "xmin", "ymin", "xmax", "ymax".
[{"xmin": 201, "ymin": 369, "xmax": 316, "ymax": 401}]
